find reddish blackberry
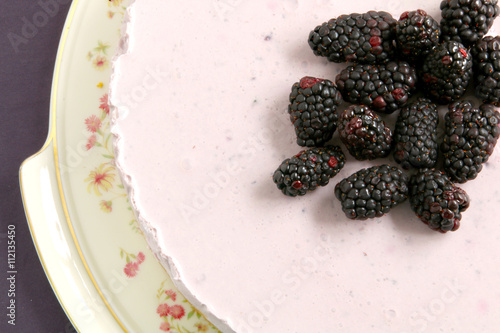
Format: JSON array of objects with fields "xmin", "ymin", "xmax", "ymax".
[
  {"xmin": 409, "ymin": 168, "xmax": 470, "ymax": 233},
  {"xmin": 396, "ymin": 10, "xmax": 441, "ymax": 64},
  {"xmin": 273, "ymin": 146, "xmax": 345, "ymax": 197},
  {"xmin": 335, "ymin": 61, "xmax": 417, "ymax": 114},
  {"xmin": 440, "ymin": 0, "xmax": 499, "ymax": 46},
  {"xmin": 338, "ymin": 105, "xmax": 392, "ymax": 160},
  {"xmin": 288, "ymin": 76, "xmax": 343, "ymax": 147},
  {"xmin": 308, "ymin": 11, "xmax": 397, "ymax": 64},
  {"xmin": 335, "ymin": 165, "xmax": 409, "ymax": 220},
  {"xmin": 393, "ymin": 98, "xmax": 439, "ymax": 169},
  {"xmin": 441, "ymin": 100, "xmax": 500, "ymax": 183},
  {"xmin": 472, "ymin": 35, "xmax": 500, "ymax": 105},
  {"xmin": 420, "ymin": 41, "xmax": 472, "ymax": 104}
]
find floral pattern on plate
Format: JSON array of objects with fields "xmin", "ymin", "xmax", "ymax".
[
  {"xmin": 120, "ymin": 248, "xmax": 146, "ymax": 278},
  {"xmin": 78, "ymin": 1, "xmax": 221, "ymax": 331},
  {"xmin": 156, "ymin": 280, "xmax": 219, "ymax": 333}
]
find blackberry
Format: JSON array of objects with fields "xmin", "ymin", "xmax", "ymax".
[
  {"xmin": 308, "ymin": 11, "xmax": 397, "ymax": 64},
  {"xmin": 393, "ymin": 98, "xmax": 439, "ymax": 169},
  {"xmin": 338, "ymin": 105, "xmax": 392, "ymax": 160},
  {"xmin": 420, "ymin": 41, "xmax": 472, "ymax": 104},
  {"xmin": 288, "ymin": 76, "xmax": 343, "ymax": 147},
  {"xmin": 409, "ymin": 168, "xmax": 470, "ymax": 233},
  {"xmin": 440, "ymin": 0, "xmax": 499, "ymax": 46},
  {"xmin": 273, "ymin": 146, "xmax": 345, "ymax": 197},
  {"xmin": 441, "ymin": 100, "xmax": 500, "ymax": 183},
  {"xmin": 335, "ymin": 165, "xmax": 409, "ymax": 220},
  {"xmin": 396, "ymin": 10, "xmax": 440, "ymax": 64},
  {"xmin": 472, "ymin": 35, "xmax": 500, "ymax": 105},
  {"xmin": 335, "ymin": 61, "xmax": 417, "ymax": 114}
]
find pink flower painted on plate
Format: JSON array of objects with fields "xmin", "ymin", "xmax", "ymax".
[
  {"xmin": 108, "ymin": 11, "xmax": 115, "ymax": 19},
  {"xmin": 120, "ymin": 249, "xmax": 146, "ymax": 278},
  {"xmin": 169, "ymin": 304, "xmax": 185, "ymax": 319},
  {"xmin": 155, "ymin": 279, "xmax": 218, "ymax": 332},
  {"xmin": 159, "ymin": 322, "xmax": 171, "ymax": 331},
  {"xmin": 136, "ymin": 251, "xmax": 145, "ymax": 263},
  {"xmin": 99, "ymin": 93, "xmax": 110, "ymax": 114},
  {"xmin": 164, "ymin": 289, "xmax": 176, "ymax": 301},
  {"xmin": 123, "ymin": 261, "xmax": 139, "ymax": 278},
  {"xmin": 100, "ymin": 200, "xmax": 112, "ymax": 213},
  {"xmin": 85, "ymin": 115, "xmax": 102, "ymax": 133},
  {"xmin": 93, "ymin": 55, "xmax": 109, "ymax": 71},
  {"xmin": 86, "ymin": 134, "xmax": 97, "ymax": 150},
  {"xmin": 157, "ymin": 303, "xmax": 171, "ymax": 317}
]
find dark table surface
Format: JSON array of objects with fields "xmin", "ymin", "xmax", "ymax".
[{"xmin": 0, "ymin": 1, "xmax": 76, "ymax": 332}]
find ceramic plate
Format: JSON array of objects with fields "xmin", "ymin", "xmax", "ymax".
[{"xmin": 20, "ymin": 0, "xmax": 219, "ymax": 332}]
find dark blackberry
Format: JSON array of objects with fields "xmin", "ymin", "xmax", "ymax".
[
  {"xmin": 440, "ymin": 0, "xmax": 499, "ymax": 46},
  {"xmin": 335, "ymin": 61, "xmax": 417, "ymax": 114},
  {"xmin": 420, "ymin": 41, "xmax": 472, "ymax": 104},
  {"xmin": 472, "ymin": 35, "xmax": 500, "ymax": 105},
  {"xmin": 409, "ymin": 168, "xmax": 470, "ymax": 233},
  {"xmin": 308, "ymin": 11, "xmax": 397, "ymax": 64},
  {"xmin": 393, "ymin": 98, "xmax": 439, "ymax": 169},
  {"xmin": 273, "ymin": 146, "xmax": 345, "ymax": 197},
  {"xmin": 288, "ymin": 76, "xmax": 343, "ymax": 147},
  {"xmin": 396, "ymin": 10, "xmax": 440, "ymax": 64},
  {"xmin": 338, "ymin": 105, "xmax": 392, "ymax": 160},
  {"xmin": 441, "ymin": 100, "xmax": 500, "ymax": 183},
  {"xmin": 335, "ymin": 165, "xmax": 409, "ymax": 220}
]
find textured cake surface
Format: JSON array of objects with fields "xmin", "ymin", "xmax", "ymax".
[{"xmin": 110, "ymin": 1, "xmax": 500, "ymax": 332}]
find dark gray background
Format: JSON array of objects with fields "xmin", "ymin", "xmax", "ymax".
[{"xmin": 1, "ymin": 1, "xmax": 76, "ymax": 332}]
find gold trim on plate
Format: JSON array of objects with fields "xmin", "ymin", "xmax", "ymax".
[{"xmin": 20, "ymin": 0, "xmax": 128, "ymax": 331}]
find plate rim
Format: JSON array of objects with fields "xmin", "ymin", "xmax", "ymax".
[
  {"xmin": 19, "ymin": 0, "xmax": 128, "ymax": 331},
  {"xmin": 19, "ymin": 1, "xmax": 221, "ymax": 332}
]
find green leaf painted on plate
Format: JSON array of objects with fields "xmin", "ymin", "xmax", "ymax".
[
  {"xmin": 187, "ymin": 310, "xmax": 194, "ymax": 320},
  {"xmin": 94, "ymin": 40, "xmax": 111, "ymax": 54},
  {"xmin": 104, "ymin": 133, "xmax": 112, "ymax": 150}
]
